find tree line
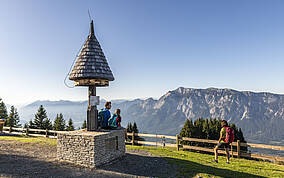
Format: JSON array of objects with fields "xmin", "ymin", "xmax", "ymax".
[
  {"xmin": 179, "ymin": 118, "xmax": 247, "ymax": 151},
  {"xmin": 0, "ymin": 98, "xmax": 75, "ymax": 131},
  {"xmin": 0, "ymin": 98, "xmax": 21, "ymax": 128},
  {"xmin": 26, "ymin": 105, "xmax": 75, "ymax": 131},
  {"xmin": 125, "ymin": 121, "xmax": 144, "ymax": 143}
]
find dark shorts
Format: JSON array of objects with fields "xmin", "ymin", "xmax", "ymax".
[{"xmin": 217, "ymin": 142, "xmax": 230, "ymax": 149}]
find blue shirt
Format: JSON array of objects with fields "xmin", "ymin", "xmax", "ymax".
[{"xmin": 102, "ymin": 108, "xmax": 111, "ymax": 120}]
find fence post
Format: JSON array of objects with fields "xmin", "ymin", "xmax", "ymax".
[
  {"xmin": 237, "ymin": 140, "xmax": 241, "ymax": 158},
  {"xmin": 45, "ymin": 129, "xmax": 49, "ymax": 138},
  {"xmin": 132, "ymin": 131, "xmax": 135, "ymax": 146},
  {"xmin": 26, "ymin": 128, "xmax": 29, "ymax": 136},
  {"xmin": 176, "ymin": 135, "xmax": 179, "ymax": 151},
  {"xmin": 9, "ymin": 126, "xmax": 12, "ymax": 133},
  {"xmin": 231, "ymin": 143, "xmax": 233, "ymax": 158}
]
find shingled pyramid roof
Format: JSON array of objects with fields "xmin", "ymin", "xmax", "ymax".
[{"xmin": 69, "ymin": 20, "xmax": 114, "ymax": 83}]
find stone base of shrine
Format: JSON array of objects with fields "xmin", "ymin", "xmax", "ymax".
[{"xmin": 57, "ymin": 129, "xmax": 125, "ymax": 168}]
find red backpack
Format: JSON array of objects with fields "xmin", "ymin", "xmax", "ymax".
[{"xmin": 224, "ymin": 127, "xmax": 234, "ymax": 143}]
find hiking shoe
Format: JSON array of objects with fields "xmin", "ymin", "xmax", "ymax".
[
  {"xmin": 226, "ymin": 162, "xmax": 230, "ymax": 164},
  {"xmin": 212, "ymin": 160, "xmax": 218, "ymax": 163}
]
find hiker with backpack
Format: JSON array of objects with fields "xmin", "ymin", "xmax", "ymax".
[
  {"xmin": 108, "ymin": 109, "xmax": 122, "ymax": 129},
  {"xmin": 98, "ymin": 102, "xmax": 112, "ymax": 129},
  {"xmin": 212, "ymin": 120, "xmax": 234, "ymax": 164}
]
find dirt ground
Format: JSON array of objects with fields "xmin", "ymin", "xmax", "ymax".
[{"xmin": 0, "ymin": 140, "xmax": 178, "ymax": 178}]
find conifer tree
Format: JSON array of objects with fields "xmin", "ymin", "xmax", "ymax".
[
  {"xmin": 126, "ymin": 122, "xmax": 143, "ymax": 143},
  {"xmin": 53, "ymin": 113, "xmax": 65, "ymax": 131},
  {"xmin": 43, "ymin": 118, "xmax": 53, "ymax": 130},
  {"xmin": 126, "ymin": 122, "xmax": 133, "ymax": 133},
  {"xmin": 179, "ymin": 118, "xmax": 247, "ymax": 149},
  {"xmin": 6, "ymin": 106, "xmax": 21, "ymax": 128},
  {"xmin": 0, "ymin": 98, "xmax": 8, "ymax": 121},
  {"xmin": 34, "ymin": 105, "xmax": 48, "ymax": 129},
  {"xmin": 66, "ymin": 118, "xmax": 75, "ymax": 131},
  {"xmin": 180, "ymin": 119, "xmax": 192, "ymax": 138},
  {"xmin": 126, "ymin": 123, "xmax": 130, "ymax": 131},
  {"xmin": 193, "ymin": 118, "xmax": 204, "ymax": 138},
  {"xmin": 208, "ymin": 119, "xmax": 215, "ymax": 140},
  {"xmin": 202, "ymin": 119, "xmax": 209, "ymax": 139},
  {"xmin": 23, "ymin": 123, "xmax": 28, "ymax": 128},
  {"xmin": 28, "ymin": 119, "xmax": 35, "ymax": 129},
  {"xmin": 82, "ymin": 120, "xmax": 87, "ymax": 129},
  {"xmin": 133, "ymin": 122, "xmax": 139, "ymax": 133},
  {"xmin": 238, "ymin": 128, "xmax": 245, "ymax": 142}
]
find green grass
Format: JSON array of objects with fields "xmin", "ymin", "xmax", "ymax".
[
  {"xmin": 0, "ymin": 135, "xmax": 57, "ymax": 146},
  {"xmin": 126, "ymin": 145, "xmax": 284, "ymax": 178},
  {"xmin": 1, "ymin": 135, "xmax": 283, "ymax": 177}
]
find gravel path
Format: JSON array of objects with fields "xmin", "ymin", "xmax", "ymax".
[{"xmin": 0, "ymin": 140, "xmax": 178, "ymax": 178}]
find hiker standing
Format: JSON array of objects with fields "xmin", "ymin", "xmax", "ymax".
[
  {"xmin": 98, "ymin": 102, "xmax": 112, "ymax": 129},
  {"xmin": 213, "ymin": 120, "xmax": 234, "ymax": 164}
]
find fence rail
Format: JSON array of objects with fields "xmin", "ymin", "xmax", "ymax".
[
  {"xmin": 126, "ymin": 132, "xmax": 284, "ymax": 162},
  {"xmin": 1, "ymin": 126, "xmax": 61, "ymax": 138},
  {"xmin": 1, "ymin": 127, "xmax": 284, "ymax": 162}
]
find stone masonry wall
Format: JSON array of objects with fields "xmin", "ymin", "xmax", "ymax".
[{"xmin": 57, "ymin": 129, "xmax": 125, "ymax": 168}]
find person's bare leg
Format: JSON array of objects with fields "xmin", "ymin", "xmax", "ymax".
[
  {"xmin": 214, "ymin": 146, "xmax": 219, "ymax": 161},
  {"xmin": 225, "ymin": 148, "xmax": 230, "ymax": 163}
]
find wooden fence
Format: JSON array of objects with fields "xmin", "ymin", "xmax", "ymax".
[
  {"xmin": 1, "ymin": 126, "xmax": 65, "ymax": 138},
  {"xmin": 1, "ymin": 126, "xmax": 284, "ymax": 162},
  {"xmin": 126, "ymin": 132, "xmax": 284, "ymax": 163}
]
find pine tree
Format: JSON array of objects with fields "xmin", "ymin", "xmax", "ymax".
[
  {"xmin": 66, "ymin": 118, "xmax": 75, "ymax": 131},
  {"xmin": 6, "ymin": 106, "xmax": 21, "ymax": 127},
  {"xmin": 43, "ymin": 118, "xmax": 53, "ymax": 130},
  {"xmin": 180, "ymin": 119, "xmax": 192, "ymax": 138},
  {"xmin": 208, "ymin": 119, "xmax": 215, "ymax": 140},
  {"xmin": 193, "ymin": 118, "xmax": 204, "ymax": 139},
  {"xmin": 82, "ymin": 120, "xmax": 87, "ymax": 129},
  {"xmin": 179, "ymin": 118, "xmax": 247, "ymax": 149},
  {"xmin": 238, "ymin": 128, "xmax": 245, "ymax": 142},
  {"xmin": 34, "ymin": 105, "xmax": 48, "ymax": 129},
  {"xmin": 53, "ymin": 113, "xmax": 65, "ymax": 131},
  {"xmin": 23, "ymin": 123, "xmax": 28, "ymax": 128},
  {"xmin": 133, "ymin": 122, "xmax": 139, "ymax": 133},
  {"xmin": 0, "ymin": 98, "xmax": 8, "ymax": 122},
  {"xmin": 28, "ymin": 119, "xmax": 35, "ymax": 129},
  {"xmin": 126, "ymin": 122, "xmax": 133, "ymax": 133},
  {"xmin": 202, "ymin": 119, "xmax": 209, "ymax": 139}
]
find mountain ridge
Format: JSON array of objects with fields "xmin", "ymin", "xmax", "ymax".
[{"xmin": 17, "ymin": 87, "xmax": 284, "ymax": 144}]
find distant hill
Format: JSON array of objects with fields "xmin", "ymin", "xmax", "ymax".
[
  {"xmin": 18, "ymin": 99, "xmax": 123, "ymax": 128},
  {"xmin": 114, "ymin": 87, "xmax": 284, "ymax": 145},
  {"xmin": 18, "ymin": 87, "xmax": 284, "ymax": 145}
]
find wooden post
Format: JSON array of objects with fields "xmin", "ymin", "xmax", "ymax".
[
  {"xmin": 231, "ymin": 143, "xmax": 233, "ymax": 158},
  {"xmin": 45, "ymin": 129, "xmax": 48, "ymax": 138},
  {"xmin": 26, "ymin": 128, "xmax": 29, "ymax": 136},
  {"xmin": 176, "ymin": 135, "xmax": 179, "ymax": 151},
  {"xmin": 87, "ymin": 85, "xmax": 98, "ymax": 131},
  {"xmin": 9, "ymin": 126, "xmax": 12, "ymax": 133},
  {"xmin": 237, "ymin": 140, "xmax": 241, "ymax": 158},
  {"xmin": 132, "ymin": 131, "xmax": 135, "ymax": 146}
]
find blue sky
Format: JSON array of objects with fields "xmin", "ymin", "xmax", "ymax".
[{"xmin": 1, "ymin": 0, "xmax": 284, "ymax": 105}]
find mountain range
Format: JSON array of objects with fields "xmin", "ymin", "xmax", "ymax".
[{"xmin": 17, "ymin": 87, "xmax": 284, "ymax": 145}]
